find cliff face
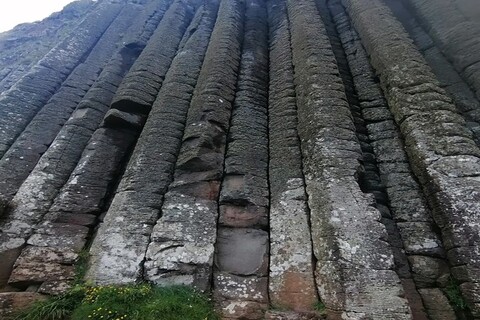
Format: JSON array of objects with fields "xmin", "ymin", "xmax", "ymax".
[{"xmin": 0, "ymin": 0, "xmax": 479, "ymax": 319}]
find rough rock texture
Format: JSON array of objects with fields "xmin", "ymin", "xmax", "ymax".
[
  {"xmin": 0, "ymin": 292, "xmax": 47, "ymax": 319},
  {"xmin": 267, "ymin": 0, "xmax": 317, "ymax": 313},
  {"xmin": 341, "ymin": 0, "xmax": 480, "ymax": 317},
  {"xmin": 87, "ymin": 0, "xmax": 199, "ymax": 284},
  {"xmin": 287, "ymin": 0, "xmax": 411, "ymax": 318},
  {"xmin": 0, "ymin": 2, "xmax": 123, "ymax": 158},
  {"xmin": 404, "ymin": 0, "xmax": 480, "ymax": 102},
  {"xmin": 326, "ymin": 1, "xmax": 455, "ymax": 318},
  {"xmin": 144, "ymin": 0, "xmax": 243, "ymax": 294},
  {"xmin": 212, "ymin": 1, "xmax": 270, "ymax": 318},
  {"xmin": 0, "ymin": 0, "xmax": 478, "ymax": 319},
  {"xmin": 0, "ymin": 1, "xmax": 98, "ymax": 93}
]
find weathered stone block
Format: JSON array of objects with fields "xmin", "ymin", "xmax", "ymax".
[
  {"xmin": 215, "ymin": 228, "xmax": 268, "ymax": 276},
  {"xmin": 0, "ymin": 292, "xmax": 46, "ymax": 319}
]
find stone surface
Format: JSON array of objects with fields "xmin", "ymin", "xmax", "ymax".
[
  {"xmin": 110, "ymin": 0, "xmax": 185, "ymax": 113},
  {"xmin": 102, "ymin": 109, "xmax": 146, "ymax": 129},
  {"xmin": 0, "ymin": 3, "xmax": 144, "ymax": 203},
  {"xmin": 287, "ymin": 0, "xmax": 410, "ymax": 318},
  {"xmin": 0, "ymin": 292, "xmax": 46, "ymax": 319},
  {"xmin": 267, "ymin": 0, "xmax": 317, "ymax": 312},
  {"xmin": 212, "ymin": 1, "xmax": 271, "ymax": 318},
  {"xmin": 88, "ymin": 0, "xmax": 202, "ymax": 285},
  {"xmin": 265, "ymin": 311, "xmax": 325, "ymax": 320},
  {"xmin": 418, "ymin": 288, "xmax": 457, "ymax": 320},
  {"xmin": 215, "ymin": 228, "xmax": 268, "ymax": 276},
  {"xmin": 0, "ymin": 2, "xmax": 123, "ymax": 158},
  {"xmin": 405, "ymin": 0, "xmax": 480, "ymax": 101},
  {"xmin": 0, "ymin": 0, "xmax": 478, "ymax": 319},
  {"xmin": 342, "ymin": 0, "xmax": 480, "ymax": 315}
]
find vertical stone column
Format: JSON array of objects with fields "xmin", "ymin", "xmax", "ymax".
[
  {"xmin": 143, "ymin": 0, "xmax": 244, "ymax": 293},
  {"xmin": 212, "ymin": 0, "xmax": 270, "ymax": 318},
  {"xmin": 267, "ymin": 0, "xmax": 318, "ymax": 314},
  {"xmin": 342, "ymin": 0, "xmax": 480, "ymax": 315},
  {"xmin": 0, "ymin": 3, "xmax": 153, "ymax": 206},
  {"xmin": 328, "ymin": 1, "xmax": 457, "ymax": 318},
  {"xmin": 0, "ymin": 2, "xmax": 150, "ymax": 290},
  {"xmin": 287, "ymin": 0, "xmax": 411, "ymax": 318},
  {"xmin": 0, "ymin": 3, "xmax": 124, "ymax": 157},
  {"xmin": 87, "ymin": 0, "xmax": 199, "ymax": 284},
  {"xmin": 404, "ymin": 0, "xmax": 480, "ymax": 101}
]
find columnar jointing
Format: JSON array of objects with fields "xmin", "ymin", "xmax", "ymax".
[
  {"xmin": 0, "ymin": 0, "xmax": 479, "ymax": 319},
  {"xmin": 327, "ymin": 0, "xmax": 457, "ymax": 318},
  {"xmin": 316, "ymin": 0, "xmax": 429, "ymax": 317},
  {"xmin": 0, "ymin": 3, "xmax": 122, "ymax": 158},
  {"xmin": 213, "ymin": 0, "xmax": 269, "ymax": 319},
  {"xmin": 286, "ymin": 0, "xmax": 410, "ymax": 318},
  {"xmin": 46, "ymin": 0, "xmax": 175, "ymax": 221},
  {"xmin": 87, "ymin": 0, "xmax": 198, "ymax": 284},
  {"xmin": 0, "ymin": 1, "xmax": 99, "ymax": 93},
  {"xmin": 267, "ymin": 0, "xmax": 318, "ymax": 316},
  {"xmin": 384, "ymin": 0, "xmax": 480, "ymax": 147},
  {"xmin": 143, "ymin": 0, "xmax": 243, "ymax": 291},
  {"xmin": 143, "ymin": 0, "xmax": 222, "ymax": 285},
  {"xmin": 341, "ymin": 0, "xmax": 480, "ymax": 316},
  {"xmin": 403, "ymin": 0, "xmax": 480, "ymax": 103},
  {"xmin": 0, "ymin": 2, "xmax": 150, "ymax": 208},
  {"xmin": 0, "ymin": 1, "xmax": 146, "ymax": 290}
]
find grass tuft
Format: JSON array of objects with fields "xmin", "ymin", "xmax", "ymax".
[
  {"xmin": 16, "ymin": 284, "xmax": 218, "ymax": 320},
  {"xmin": 314, "ymin": 300, "xmax": 326, "ymax": 314},
  {"xmin": 445, "ymin": 277, "xmax": 468, "ymax": 311},
  {"xmin": 14, "ymin": 285, "xmax": 84, "ymax": 320}
]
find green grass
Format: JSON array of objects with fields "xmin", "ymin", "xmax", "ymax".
[
  {"xmin": 16, "ymin": 284, "xmax": 219, "ymax": 320},
  {"xmin": 445, "ymin": 277, "xmax": 469, "ymax": 311},
  {"xmin": 314, "ymin": 300, "xmax": 326, "ymax": 314},
  {"xmin": 14, "ymin": 286, "xmax": 84, "ymax": 320}
]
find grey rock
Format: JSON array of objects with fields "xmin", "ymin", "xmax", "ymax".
[
  {"xmin": 342, "ymin": 0, "xmax": 480, "ymax": 314},
  {"xmin": 287, "ymin": 0, "xmax": 410, "ymax": 317},
  {"xmin": 215, "ymin": 228, "xmax": 268, "ymax": 276},
  {"xmin": 102, "ymin": 109, "xmax": 146, "ymax": 129},
  {"xmin": 0, "ymin": 3, "xmax": 124, "ymax": 159}
]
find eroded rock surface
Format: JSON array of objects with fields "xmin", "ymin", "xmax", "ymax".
[{"xmin": 0, "ymin": 0, "xmax": 478, "ymax": 319}]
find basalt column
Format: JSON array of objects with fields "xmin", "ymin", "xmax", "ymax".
[
  {"xmin": 403, "ymin": 0, "xmax": 480, "ymax": 102},
  {"xmin": 342, "ymin": 0, "xmax": 480, "ymax": 315},
  {"xmin": 0, "ymin": 2, "xmax": 122, "ymax": 157},
  {"xmin": 384, "ymin": 0, "xmax": 480, "ymax": 147},
  {"xmin": 86, "ymin": 0, "xmax": 199, "ymax": 284},
  {"xmin": 142, "ymin": 0, "xmax": 244, "ymax": 292},
  {"xmin": 0, "ymin": 1, "xmax": 99, "ymax": 93},
  {"xmin": 1, "ymin": 1, "xmax": 480, "ymax": 319},
  {"xmin": 328, "ymin": 1, "xmax": 457, "ymax": 318},
  {"xmin": 0, "ymin": 2, "xmax": 157, "ymax": 208},
  {"xmin": 211, "ymin": 0, "xmax": 269, "ymax": 319},
  {"xmin": 286, "ymin": 0, "xmax": 411, "ymax": 318},
  {"xmin": 267, "ymin": 0, "xmax": 318, "ymax": 315},
  {"xmin": 45, "ymin": 0, "xmax": 175, "ymax": 221},
  {"xmin": 0, "ymin": 2, "xmax": 144, "ymax": 290}
]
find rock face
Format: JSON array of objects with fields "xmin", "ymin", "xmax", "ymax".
[{"xmin": 0, "ymin": 0, "xmax": 479, "ymax": 319}]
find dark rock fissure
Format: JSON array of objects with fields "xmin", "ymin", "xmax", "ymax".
[{"xmin": 327, "ymin": 1, "xmax": 465, "ymax": 319}]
